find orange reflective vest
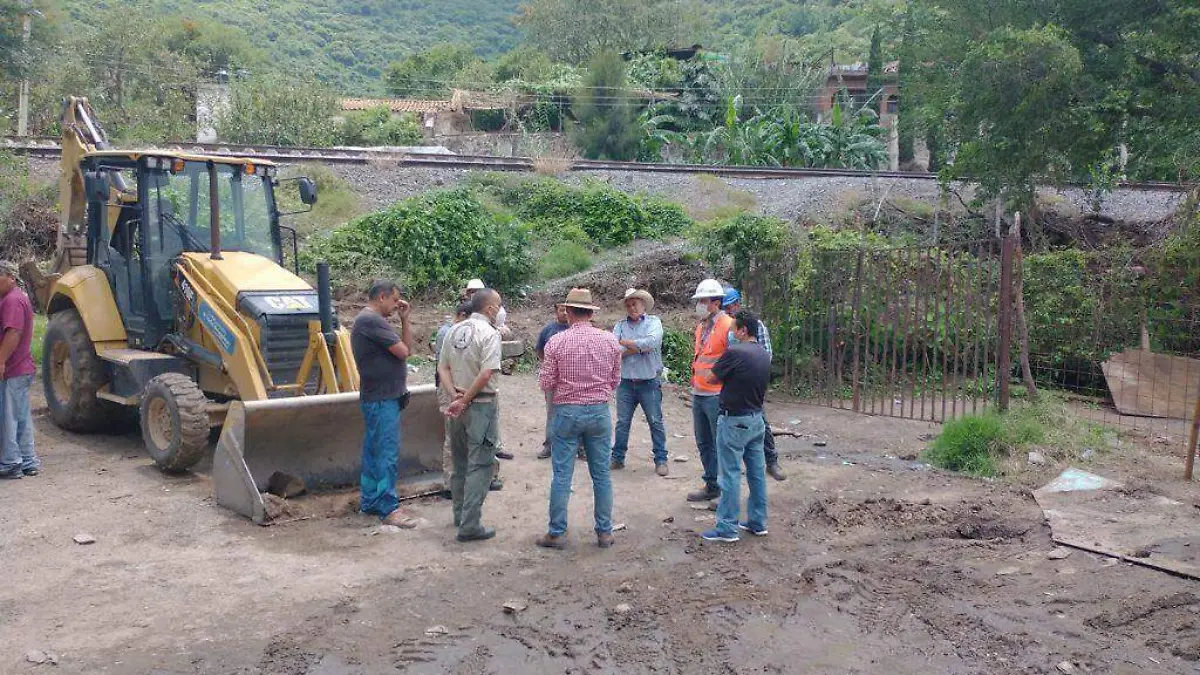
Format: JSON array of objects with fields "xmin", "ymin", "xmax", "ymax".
[{"xmin": 692, "ymin": 312, "xmax": 734, "ymax": 394}]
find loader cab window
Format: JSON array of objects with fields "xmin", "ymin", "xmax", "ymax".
[{"xmin": 145, "ymin": 160, "xmax": 282, "ymax": 264}]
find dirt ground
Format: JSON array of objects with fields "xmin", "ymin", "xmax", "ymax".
[{"xmin": 4, "ymin": 342, "xmax": 1200, "ymax": 675}]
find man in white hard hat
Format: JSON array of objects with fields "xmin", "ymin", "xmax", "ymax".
[
  {"xmin": 687, "ymin": 278, "xmax": 734, "ymax": 503},
  {"xmin": 465, "ymin": 279, "xmax": 510, "ymax": 338}
]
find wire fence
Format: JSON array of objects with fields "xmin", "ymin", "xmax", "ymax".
[{"xmin": 766, "ymin": 227, "xmax": 1200, "ymax": 448}]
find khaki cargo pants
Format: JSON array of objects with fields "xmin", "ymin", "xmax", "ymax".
[{"xmin": 447, "ymin": 400, "xmax": 500, "ymax": 537}]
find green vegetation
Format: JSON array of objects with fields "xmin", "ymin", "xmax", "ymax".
[
  {"xmin": 572, "ymin": 51, "xmax": 639, "ymax": 161},
  {"xmin": 385, "ymin": 44, "xmax": 485, "ymax": 98},
  {"xmin": 339, "ymin": 106, "xmax": 423, "ymax": 147},
  {"xmin": 661, "ymin": 328, "xmax": 693, "ymax": 385},
  {"xmin": 303, "ymin": 188, "xmax": 533, "ymax": 295},
  {"xmin": 923, "ymin": 394, "xmax": 1108, "ymax": 477},
  {"xmin": 217, "ymin": 75, "xmax": 340, "ymax": 147},
  {"xmin": 537, "ymin": 240, "xmax": 592, "ymax": 279},
  {"xmin": 470, "ymin": 174, "xmax": 694, "ymax": 247},
  {"xmin": 304, "ymin": 175, "xmax": 695, "ymax": 294},
  {"xmin": 276, "ymin": 164, "xmax": 365, "ymax": 238}
]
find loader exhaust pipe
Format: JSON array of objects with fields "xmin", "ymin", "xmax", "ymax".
[{"xmin": 317, "ymin": 262, "xmax": 334, "ymax": 341}]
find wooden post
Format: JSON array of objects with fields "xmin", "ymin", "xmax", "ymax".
[
  {"xmin": 1012, "ymin": 214, "xmax": 1038, "ymax": 399},
  {"xmin": 997, "ymin": 218, "xmax": 1016, "ymax": 411},
  {"xmin": 1185, "ymin": 387, "xmax": 1200, "ymax": 481}
]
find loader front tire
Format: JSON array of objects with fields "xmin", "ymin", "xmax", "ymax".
[
  {"xmin": 43, "ymin": 309, "xmax": 122, "ymax": 432},
  {"xmin": 141, "ymin": 373, "xmax": 210, "ymax": 473}
]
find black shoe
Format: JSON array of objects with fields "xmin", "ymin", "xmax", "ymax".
[
  {"xmin": 489, "ymin": 478, "xmax": 504, "ymax": 491},
  {"xmin": 537, "ymin": 447, "xmax": 552, "ymax": 460},
  {"xmin": 0, "ymin": 468, "xmax": 22, "ymax": 480},
  {"xmin": 686, "ymin": 486, "xmax": 720, "ymax": 502},
  {"xmin": 496, "ymin": 451, "xmax": 515, "ymax": 460},
  {"xmin": 22, "ymin": 468, "xmax": 39, "ymax": 477},
  {"xmin": 457, "ymin": 527, "xmax": 497, "ymax": 542}
]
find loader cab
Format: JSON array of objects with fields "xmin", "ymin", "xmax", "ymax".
[{"xmin": 81, "ymin": 153, "xmax": 288, "ymax": 351}]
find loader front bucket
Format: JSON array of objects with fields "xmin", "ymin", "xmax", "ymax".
[{"xmin": 212, "ymin": 383, "xmax": 444, "ymax": 524}]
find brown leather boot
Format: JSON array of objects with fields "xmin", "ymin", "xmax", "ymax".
[
  {"xmin": 535, "ymin": 533, "xmax": 567, "ymax": 549},
  {"xmin": 597, "ymin": 532, "xmax": 614, "ymax": 548}
]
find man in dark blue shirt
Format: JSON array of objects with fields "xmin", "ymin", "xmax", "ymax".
[
  {"xmin": 536, "ymin": 304, "xmax": 572, "ymax": 459},
  {"xmin": 700, "ymin": 311, "xmax": 771, "ymax": 543}
]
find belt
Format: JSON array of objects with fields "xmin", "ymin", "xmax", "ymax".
[
  {"xmin": 622, "ymin": 377, "xmax": 659, "ymax": 383},
  {"xmin": 720, "ymin": 409, "xmax": 761, "ymax": 418},
  {"xmin": 471, "ymin": 393, "xmax": 497, "ymax": 402}
]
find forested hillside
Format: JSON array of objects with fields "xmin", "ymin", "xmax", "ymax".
[
  {"xmin": 56, "ymin": 1, "xmax": 894, "ymax": 94},
  {"xmin": 58, "ymin": 0, "xmax": 526, "ymax": 93}
]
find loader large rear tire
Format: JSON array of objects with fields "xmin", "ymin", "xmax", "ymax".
[
  {"xmin": 140, "ymin": 373, "xmax": 210, "ymax": 473},
  {"xmin": 43, "ymin": 309, "xmax": 122, "ymax": 432}
]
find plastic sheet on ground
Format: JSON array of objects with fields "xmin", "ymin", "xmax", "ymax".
[{"xmin": 1033, "ymin": 467, "xmax": 1200, "ymax": 579}]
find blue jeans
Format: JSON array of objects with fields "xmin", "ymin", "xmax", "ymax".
[
  {"xmin": 692, "ymin": 394, "xmax": 721, "ymax": 491},
  {"xmin": 612, "ymin": 378, "xmax": 667, "ymax": 465},
  {"xmin": 359, "ymin": 399, "xmax": 401, "ymax": 518},
  {"xmin": 548, "ymin": 403, "xmax": 614, "ymax": 536},
  {"xmin": 0, "ymin": 374, "xmax": 38, "ymax": 474},
  {"xmin": 714, "ymin": 413, "xmax": 768, "ymax": 538}
]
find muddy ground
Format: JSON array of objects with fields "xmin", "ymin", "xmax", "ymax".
[{"xmin": 3, "ymin": 338, "xmax": 1200, "ymax": 675}]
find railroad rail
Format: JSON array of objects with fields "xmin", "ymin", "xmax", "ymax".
[{"xmin": 3, "ymin": 136, "xmax": 1186, "ymax": 192}]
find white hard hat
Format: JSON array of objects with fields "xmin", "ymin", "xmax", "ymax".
[
  {"xmin": 465, "ymin": 278, "xmax": 485, "ymax": 290},
  {"xmin": 692, "ymin": 278, "xmax": 725, "ymax": 300}
]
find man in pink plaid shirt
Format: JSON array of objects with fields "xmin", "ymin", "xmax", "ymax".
[{"xmin": 536, "ymin": 288, "xmax": 623, "ymax": 550}]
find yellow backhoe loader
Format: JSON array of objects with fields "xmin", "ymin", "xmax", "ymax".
[{"xmin": 23, "ymin": 97, "xmax": 446, "ymax": 523}]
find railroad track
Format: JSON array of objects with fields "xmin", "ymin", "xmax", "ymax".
[{"xmin": 3, "ymin": 136, "xmax": 1185, "ymax": 192}]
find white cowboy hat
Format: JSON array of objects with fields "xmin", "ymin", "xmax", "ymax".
[{"xmin": 623, "ymin": 288, "xmax": 655, "ymax": 313}]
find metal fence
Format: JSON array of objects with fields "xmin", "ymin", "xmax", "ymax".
[
  {"xmin": 764, "ymin": 231, "xmax": 1198, "ymax": 446},
  {"xmin": 773, "ymin": 238, "xmax": 1009, "ymax": 423}
]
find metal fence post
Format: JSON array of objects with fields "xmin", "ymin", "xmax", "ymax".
[{"xmin": 997, "ymin": 223, "xmax": 1016, "ymax": 412}]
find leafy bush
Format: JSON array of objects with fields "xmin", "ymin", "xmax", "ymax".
[
  {"xmin": 302, "ymin": 189, "xmax": 533, "ymax": 294},
  {"xmin": 277, "ymin": 164, "xmax": 364, "ymax": 237},
  {"xmin": 694, "ymin": 212, "xmax": 788, "ymax": 289},
  {"xmin": 217, "ymin": 75, "xmax": 339, "ymax": 147},
  {"xmin": 340, "ymin": 106, "xmax": 423, "ymax": 147},
  {"xmin": 661, "ymin": 327, "xmax": 694, "ymax": 385},
  {"xmin": 538, "ymin": 240, "xmax": 592, "ymax": 279},
  {"xmin": 923, "ymin": 414, "xmax": 1003, "ymax": 476},
  {"xmin": 469, "ymin": 175, "xmax": 694, "ymax": 248},
  {"xmin": 923, "ymin": 394, "xmax": 1107, "ymax": 477}
]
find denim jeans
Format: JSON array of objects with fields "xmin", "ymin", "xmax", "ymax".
[
  {"xmin": 548, "ymin": 403, "xmax": 614, "ymax": 536},
  {"xmin": 692, "ymin": 394, "xmax": 721, "ymax": 491},
  {"xmin": 612, "ymin": 378, "xmax": 667, "ymax": 465},
  {"xmin": 714, "ymin": 413, "xmax": 768, "ymax": 538},
  {"xmin": 359, "ymin": 399, "xmax": 401, "ymax": 518},
  {"xmin": 0, "ymin": 374, "xmax": 38, "ymax": 474},
  {"xmin": 763, "ymin": 414, "xmax": 778, "ymax": 466}
]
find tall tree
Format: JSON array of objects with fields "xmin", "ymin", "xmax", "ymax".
[
  {"xmin": 571, "ymin": 51, "xmax": 639, "ymax": 160},
  {"xmin": 516, "ymin": 0, "xmax": 674, "ymax": 64},
  {"xmin": 896, "ymin": 1, "xmax": 916, "ymax": 165},
  {"xmin": 865, "ymin": 26, "xmax": 884, "ymax": 102},
  {"xmin": 385, "ymin": 44, "xmax": 482, "ymax": 98},
  {"xmin": 911, "ymin": 0, "xmax": 1200, "ymax": 199}
]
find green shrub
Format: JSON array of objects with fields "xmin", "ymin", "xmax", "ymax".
[
  {"xmin": 538, "ymin": 240, "xmax": 592, "ymax": 279},
  {"xmin": 694, "ymin": 212, "xmax": 788, "ymax": 288},
  {"xmin": 340, "ymin": 106, "xmax": 423, "ymax": 146},
  {"xmin": 661, "ymin": 328, "xmax": 693, "ymax": 385},
  {"xmin": 923, "ymin": 413, "xmax": 1003, "ymax": 476},
  {"xmin": 302, "ymin": 188, "xmax": 533, "ymax": 294},
  {"xmin": 923, "ymin": 394, "xmax": 1107, "ymax": 477},
  {"xmin": 468, "ymin": 175, "xmax": 695, "ymax": 248}
]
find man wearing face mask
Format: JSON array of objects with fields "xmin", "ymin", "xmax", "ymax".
[
  {"xmin": 687, "ymin": 278, "xmax": 734, "ymax": 502},
  {"xmin": 439, "ymin": 287, "xmax": 505, "ymax": 542},
  {"xmin": 721, "ymin": 288, "xmax": 786, "ymax": 482}
]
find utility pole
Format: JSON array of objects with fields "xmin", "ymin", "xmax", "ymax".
[{"xmin": 16, "ymin": 3, "xmax": 33, "ymax": 137}]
